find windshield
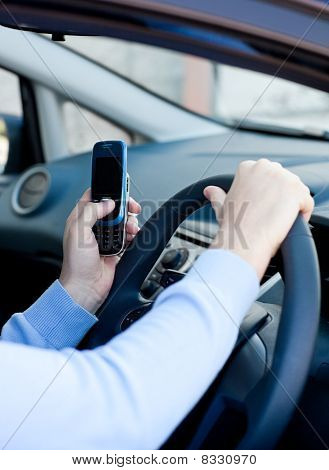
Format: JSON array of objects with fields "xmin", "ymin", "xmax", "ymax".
[{"xmin": 60, "ymin": 35, "xmax": 329, "ymax": 135}]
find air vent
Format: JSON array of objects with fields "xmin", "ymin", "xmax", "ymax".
[{"xmin": 12, "ymin": 167, "xmax": 50, "ymax": 215}]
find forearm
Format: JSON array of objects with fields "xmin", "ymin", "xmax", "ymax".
[
  {"xmin": 0, "ymin": 249, "xmax": 259, "ymax": 449},
  {"xmin": 0, "ymin": 280, "xmax": 97, "ymax": 349},
  {"xmin": 99, "ymin": 249, "xmax": 259, "ymax": 448}
]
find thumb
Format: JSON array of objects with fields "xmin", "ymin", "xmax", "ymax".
[
  {"xmin": 78, "ymin": 199, "xmax": 116, "ymax": 229},
  {"xmin": 203, "ymin": 185, "xmax": 227, "ymax": 221}
]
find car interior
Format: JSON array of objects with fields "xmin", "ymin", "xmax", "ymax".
[{"xmin": 1, "ymin": 0, "xmax": 329, "ymax": 450}]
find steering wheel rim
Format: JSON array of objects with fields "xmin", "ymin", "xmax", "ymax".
[{"xmin": 82, "ymin": 175, "xmax": 321, "ymax": 450}]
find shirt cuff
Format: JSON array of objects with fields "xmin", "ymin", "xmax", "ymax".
[
  {"xmin": 187, "ymin": 248, "xmax": 260, "ymax": 323},
  {"xmin": 24, "ymin": 280, "xmax": 98, "ymax": 349}
]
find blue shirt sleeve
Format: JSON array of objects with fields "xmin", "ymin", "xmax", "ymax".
[
  {"xmin": 0, "ymin": 280, "xmax": 98, "ymax": 349},
  {"xmin": 0, "ymin": 249, "xmax": 259, "ymax": 449}
]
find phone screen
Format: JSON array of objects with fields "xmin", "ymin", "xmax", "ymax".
[
  {"xmin": 92, "ymin": 152, "xmax": 123, "ymax": 220},
  {"xmin": 94, "ymin": 157, "xmax": 122, "ymax": 198}
]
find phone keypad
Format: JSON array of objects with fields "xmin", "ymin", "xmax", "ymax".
[{"xmin": 93, "ymin": 224, "xmax": 125, "ymax": 255}]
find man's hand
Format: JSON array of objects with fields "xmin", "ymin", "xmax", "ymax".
[
  {"xmin": 59, "ymin": 189, "xmax": 141, "ymax": 313},
  {"xmin": 204, "ymin": 159, "xmax": 314, "ymax": 280}
]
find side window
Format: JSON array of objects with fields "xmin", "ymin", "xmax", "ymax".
[
  {"xmin": 62, "ymin": 102, "xmax": 132, "ymax": 156},
  {"xmin": 0, "ymin": 68, "xmax": 22, "ymax": 172}
]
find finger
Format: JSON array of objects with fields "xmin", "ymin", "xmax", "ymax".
[
  {"xmin": 77, "ymin": 199, "xmax": 115, "ymax": 229},
  {"xmin": 255, "ymin": 157, "xmax": 271, "ymax": 165},
  {"xmin": 126, "ymin": 232, "xmax": 135, "ymax": 242},
  {"xmin": 128, "ymin": 197, "xmax": 141, "ymax": 215},
  {"xmin": 237, "ymin": 160, "xmax": 256, "ymax": 172},
  {"xmin": 203, "ymin": 186, "xmax": 227, "ymax": 221},
  {"xmin": 270, "ymin": 161, "xmax": 283, "ymax": 169},
  {"xmin": 300, "ymin": 192, "xmax": 314, "ymax": 223},
  {"xmin": 103, "ymin": 255, "xmax": 119, "ymax": 269},
  {"xmin": 80, "ymin": 188, "xmax": 92, "ymax": 202},
  {"xmin": 126, "ymin": 215, "xmax": 139, "ymax": 235},
  {"xmin": 68, "ymin": 188, "xmax": 94, "ymax": 223}
]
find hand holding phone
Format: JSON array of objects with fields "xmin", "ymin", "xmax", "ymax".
[{"xmin": 91, "ymin": 140, "xmax": 129, "ymax": 256}]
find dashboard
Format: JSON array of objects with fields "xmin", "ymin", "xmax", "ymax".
[
  {"xmin": 0, "ymin": 129, "xmax": 329, "ymax": 304},
  {"xmin": 1, "ymin": 128, "xmax": 329, "ymax": 308},
  {"xmin": 2, "ymin": 129, "xmax": 329, "ymax": 251}
]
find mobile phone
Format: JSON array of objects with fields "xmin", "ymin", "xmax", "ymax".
[{"xmin": 91, "ymin": 140, "xmax": 129, "ymax": 256}]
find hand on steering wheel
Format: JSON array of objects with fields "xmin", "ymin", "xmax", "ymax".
[{"xmin": 204, "ymin": 159, "xmax": 313, "ymax": 279}]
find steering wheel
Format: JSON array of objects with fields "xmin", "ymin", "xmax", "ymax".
[{"xmin": 82, "ymin": 175, "xmax": 320, "ymax": 450}]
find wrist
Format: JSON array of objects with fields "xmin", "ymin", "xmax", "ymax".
[
  {"xmin": 211, "ymin": 226, "xmax": 271, "ymax": 281},
  {"xmin": 58, "ymin": 276, "xmax": 104, "ymax": 314}
]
